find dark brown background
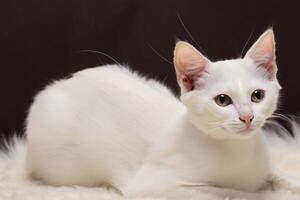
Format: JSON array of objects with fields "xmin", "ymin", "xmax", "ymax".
[{"xmin": 0, "ymin": 0, "xmax": 299, "ymax": 137}]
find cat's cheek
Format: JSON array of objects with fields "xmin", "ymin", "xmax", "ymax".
[
  {"xmin": 211, "ymin": 103, "xmax": 237, "ymax": 120},
  {"xmin": 204, "ymin": 103, "xmax": 237, "ymax": 130},
  {"xmin": 254, "ymin": 92, "xmax": 278, "ymax": 121},
  {"xmin": 180, "ymin": 90, "xmax": 201, "ymax": 105},
  {"xmin": 180, "ymin": 91, "xmax": 209, "ymax": 112}
]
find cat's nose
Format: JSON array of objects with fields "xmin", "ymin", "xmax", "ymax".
[{"xmin": 239, "ymin": 114, "xmax": 254, "ymax": 125}]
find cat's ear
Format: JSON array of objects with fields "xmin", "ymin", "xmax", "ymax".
[
  {"xmin": 174, "ymin": 41, "xmax": 211, "ymax": 93},
  {"xmin": 244, "ymin": 29, "xmax": 277, "ymax": 79}
]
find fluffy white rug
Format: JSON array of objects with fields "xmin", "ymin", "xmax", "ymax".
[{"xmin": 1, "ymin": 129, "xmax": 300, "ymax": 200}]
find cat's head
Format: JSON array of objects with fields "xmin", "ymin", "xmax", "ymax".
[{"xmin": 174, "ymin": 29, "xmax": 281, "ymax": 139}]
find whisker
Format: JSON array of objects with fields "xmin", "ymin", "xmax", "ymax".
[
  {"xmin": 206, "ymin": 126, "xmax": 223, "ymax": 133},
  {"xmin": 147, "ymin": 44, "xmax": 172, "ymax": 65},
  {"xmin": 270, "ymin": 113, "xmax": 291, "ymax": 121},
  {"xmin": 207, "ymin": 119, "xmax": 240, "ymax": 127},
  {"xmin": 206, "ymin": 120, "xmax": 223, "ymax": 125},
  {"xmin": 176, "ymin": 13, "xmax": 208, "ymax": 57},
  {"xmin": 264, "ymin": 120, "xmax": 284, "ymax": 128},
  {"xmin": 240, "ymin": 28, "xmax": 255, "ymax": 57},
  {"xmin": 253, "ymin": 121, "xmax": 264, "ymax": 126},
  {"xmin": 78, "ymin": 50, "xmax": 120, "ymax": 65}
]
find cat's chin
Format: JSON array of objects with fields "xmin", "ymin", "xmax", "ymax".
[
  {"xmin": 238, "ymin": 127, "xmax": 254, "ymax": 134},
  {"xmin": 203, "ymin": 127, "xmax": 258, "ymax": 140},
  {"xmin": 234, "ymin": 129, "xmax": 258, "ymax": 139},
  {"xmin": 220, "ymin": 123, "xmax": 263, "ymax": 140},
  {"xmin": 215, "ymin": 132, "xmax": 257, "ymax": 140}
]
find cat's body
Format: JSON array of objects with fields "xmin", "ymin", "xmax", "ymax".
[
  {"xmin": 26, "ymin": 66, "xmax": 184, "ymax": 190},
  {"xmin": 26, "ymin": 65, "xmax": 269, "ymax": 196},
  {"xmin": 25, "ymin": 30, "xmax": 293, "ymax": 197}
]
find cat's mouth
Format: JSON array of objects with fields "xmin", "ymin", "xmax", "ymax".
[
  {"xmin": 236, "ymin": 123, "xmax": 262, "ymax": 135},
  {"xmin": 238, "ymin": 127, "xmax": 254, "ymax": 134},
  {"xmin": 220, "ymin": 122, "xmax": 260, "ymax": 137}
]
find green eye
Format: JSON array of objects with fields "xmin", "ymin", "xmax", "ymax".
[
  {"xmin": 214, "ymin": 94, "xmax": 232, "ymax": 107},
  {"xmin": 251, "ymin": 89, "xmax": 265, "ymax": 103}
]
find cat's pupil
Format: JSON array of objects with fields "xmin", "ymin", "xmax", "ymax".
[
  {"xmin": 219, "ymin": 95, "xmax": 226, "ymax": 103},
  {"xmin": 214, "ymin": 94, "xmax": 232, "ymax": 107},
  {"xmin": 251, "ymin": 89, "xmax": 264, "ymax": 103},
  {"xmin": 254, "ymin": 91, "xmax": 261, "ymax": 99}
]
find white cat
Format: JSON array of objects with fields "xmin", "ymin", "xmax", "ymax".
[{"xmin": 25, "ymin": 29, "xmax": 297, "ymax": 198}]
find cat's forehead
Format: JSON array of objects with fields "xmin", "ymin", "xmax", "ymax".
[
  {"xmin": 202, "ymin": 59, "xmax": 269, "ymax": 92},
  {"xmin": 209, "ymin": 59, "xmax": 257, "ymax": 79}
]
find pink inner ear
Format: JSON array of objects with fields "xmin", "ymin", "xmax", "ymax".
[
  {"xmin": 174, "ymin": 41, "xmax": 210, "ymax": 92},
  {"xmin": 264, "ymin": 54, "xmax": 276, "ymax": 74},
  {"xmin": 245, "ymin": 29, "xmax": 277, "ymax": 79},
  {"xmin": 181, "ymin": 76, "xmax": 194, "ymax": 91}
]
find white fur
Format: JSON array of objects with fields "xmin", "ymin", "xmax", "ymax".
[
  {"xmin": 25, "ymin": 66, "xmax": 185, "ymax": 190},
  {"xmin": 23, "ymin": 29, "xmax": 286, "ymax": 198},
  {"xmin": 24, "ymin": 62, "xmax": 275, "ymax": 197},
  {"xmin": 2, "ymin": 29, "xmax": 299, "ymax": 199},
  {"xmin": 2, "ymin": 122, "xmax": 300, "ymax": 200}
]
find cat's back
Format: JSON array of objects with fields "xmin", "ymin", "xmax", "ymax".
[
  {"xmin": 26, "ymin": 65, "xmax": 184, "ymax": 187},
  {"xmin": 27, "ymin": 64, "xmax": 184, "ymax": 146},
  {"xmin": 28, "ymin": 65, "xmax": 182, "ymax": 124},
  {"xmin": 36, "ymin": 65, "xmax": 177, "ymax": 108}
]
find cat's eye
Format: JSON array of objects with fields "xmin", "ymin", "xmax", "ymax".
[
  {"xmin": 251, "ymin": 89, "xmax": 265, "ymax": 103},
  {"xmin": 214, "ymin": 94, "xmax": 232, "ymax": 107}
]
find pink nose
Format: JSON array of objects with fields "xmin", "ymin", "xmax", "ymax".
[{"xmin": 239, "ymin": 114, "xmax": 254, "ymax": 125}]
